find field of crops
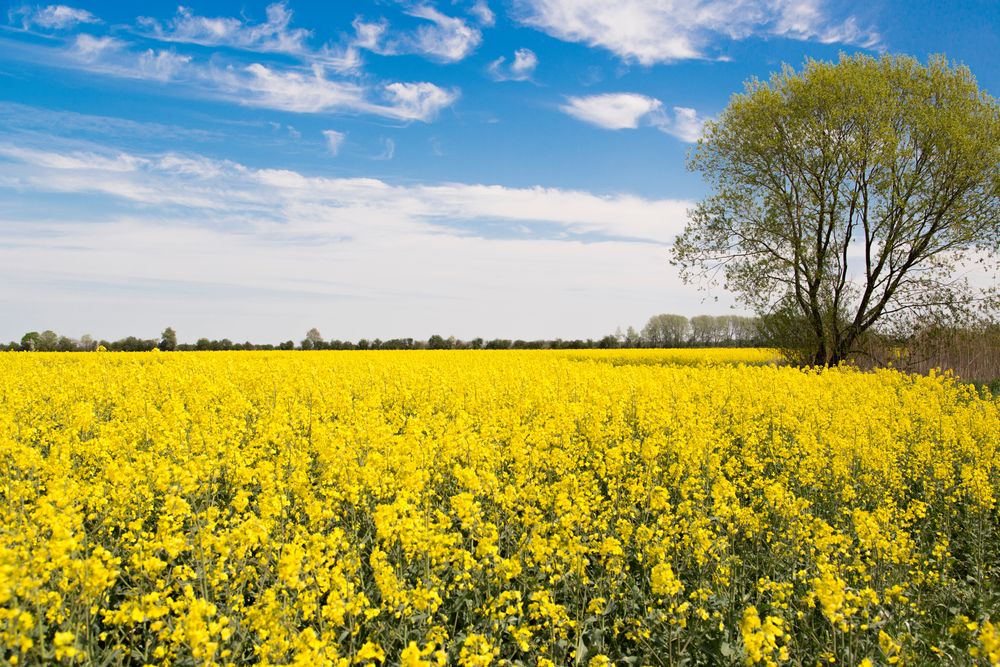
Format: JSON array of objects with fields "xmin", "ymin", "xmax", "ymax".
[{"xmin": 1, "ymin": 350, "xmax": 998, "ymax": 666}]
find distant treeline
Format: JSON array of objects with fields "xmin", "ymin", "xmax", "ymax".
[{"xmin": 5, "ymin": 315, "xmax": 764, "ymax": 352}]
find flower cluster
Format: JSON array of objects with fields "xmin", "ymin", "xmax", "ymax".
[{"xmin": 0, "ymin": 350, "xmax": 997, "ymax": 665}]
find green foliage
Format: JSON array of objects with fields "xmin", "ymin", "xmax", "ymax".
[
  {"xmin": 642, "ymin": 313, "xmax": 690, "ymax": 346},
  {"xmin": 160, "ymin": 327, "xmax": 177, "ymax": 352},
  {"xmin": 674, "ymin": 53, "xmax": 1000, "ymax": 366}
]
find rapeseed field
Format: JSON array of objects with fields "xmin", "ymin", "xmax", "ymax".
[{"xmin": 0, "ymin": 350, "xmax": 997, "ymax": 665}]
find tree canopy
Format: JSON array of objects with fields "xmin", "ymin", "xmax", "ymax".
[{"xmin": 673, "ymin": 54, "xmax": 1000, "ymax": 365}]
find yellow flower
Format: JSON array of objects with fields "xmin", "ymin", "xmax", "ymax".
[
  {"xmin": 459, "ymin": 634, "xmax": 497, "ymax": 667},
  {"xmin": 1, "ymin": 348, "xmax": 997, "ymax": 665}
]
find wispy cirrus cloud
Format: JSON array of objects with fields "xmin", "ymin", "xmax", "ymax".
[
  {"xmin": 137, "ymin": 3, "xmax": 311, "ymax": 54},
  {"xmin": 488, "ymin": 48, "xmax": 537, "ymax": 81},
  {"xmin": 560, "ymin": 93, "xmax": 707, "ymax": 142},
  {"xmin": 0, "ymin": 102, "xmax": 218, "ymax": 143},
  {"xmin": 514, "ymin": 0, "xmax": 880, "ymax": 64},
  {"xmin": 70, "ymin": 34, "xmax": 192, "ymax": 82},
  {"xmin": 72, "ymin": 33, "xmax": 124, "ymax": 58},
  {"xmin": 351, "ymin": 17, "xmax": 388, "ymax": 52},
  {"xmin": 380, "ymin": 81, "xmax": 459, "ymax": 121},
  {"xmin": 350, "ymin": 5, "xmax": 482, "ymax": 63},
  {"xmin": 322, "ymin": 130, "xmax": 346, "ymax": 156},
  {"xmin": 8, "ymin": 3, "xmax": 99, "ymax": 30},
  {"xmin": 222, "ymin": 63, "xmax": 458, "ymax": 120},
  {"xmin": 222, "ymin": 63, "xmax": 367, "ymax": 113},
  {"xmin": 136, "ymin": 2, "xmax": 362, "ymax": 73},
  {"xmin": 3, "ymin": 4, "xmax": 461, "ymax": 123},
  {"xmin": 50, "ymin": 34, "xmax": 460, "ymax": 122},
  {"xmin": 468, "ymin": 0, "xmax": 495, "ymax": 27},
  {"xmin": 0, "ymin": 144, "xmax": 145, "ymax": 171},
  {"xmin": 407, "ymin": 5, "xmax": 482, "ymax": 61}
]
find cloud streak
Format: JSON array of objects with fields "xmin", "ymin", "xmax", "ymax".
[
  {"xmin": 0, "ymin": 139, "xmax": 697, "ymax": 340},
  {"xmin": 49, "ymin": 33, "xmax": 460, "ymax": 122},
  {"xmin": 560, "ymin": 93, "xmax": 707, "ymax": 142},
  {"xmin": 4, "ymin": 4, "xmax": 463, "ymax": 122},
  {"xmin": 0, "ymin": 141, "xmax": 689, "ymax": 243},
  {"xmin": 350, "ymin": 6, "xmax": 482, "ymax": 63},
  {"xmin": 514, "ymin": 0, "xmax": 880, "ymax": 64},
  {"xmin": 9, "ymin": 3, "xmax": 100, "ymax": 30},
  {"xmin": 488, "ymin": 48, "xmax": 538, "ymax": 81},
  {"xmin": 223, "ymin": 64, "xmax": 459, "ymax": 120},
  {"xmin": 136, "ymin": 3, "xmax": 311, "ymax": 55}
]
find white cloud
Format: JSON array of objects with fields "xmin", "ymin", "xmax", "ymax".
[
  {"xmin": 137, "ymin": 2, "xmax": 311, "ymax": 56},
  {"xmin": 351, "ymin": 6, "xmax": 482, "ymax": 62},
  {"xmin": 561, "ymin": 93, "xmax": 662, "ymax": 130},
  {"xmin": 322, "ymin": 130, "xmax": 346, "ymax": 156},
  {"xmin": 73, "ymin": 34, "xmax": 124, "ymax": 59},
  {"xmin": 157, "ymin": 153, "xmax": 238, "ymax": 179},
  {"xmin": 60, "ymin": 36, "xmax": 459, "ymax": 122},
  {"xmin": 379, "ymin": 81, "xmax": 459, "ymax": 121},
  {"xmin": 1, "ymin": 142, "xmax": 689, "ymax": 242},
  {"xmin": 469, "ymin": 0, "xmax": 495, "ymax": 27},
  {"xmin": 0, "ymin": 144, "xmax": 145, "ymax": 171},
  {"xmin": 135, "ymin": 49, "xmax": 192, "ymax": 82},
  {"xmin": 772, "ymin": 3, "xmax": 878, "ymax": 46},
  {"xmin": 651, "ymin": 106, "xmax": 707, "ymax": 143},
  {"xmin": 135, "ymin": 3, "xmax": 362, "ymax": 75},
  {"xmin": 311, "ymin": 43, "xmax": 365, "ymax": 75},
  {"xmin": 229, "ymin": 63, "xmax": 368, "ymax": 113},
  {"xmin": 351, "ymin": 17, "xmax": 388, "ymax": 51},
  {"xmin": 70, "ymin": 35, "xmax": 191, "ymax": 82},
  {"xmin": 561, "ymin": 94, "xmax": 707, "ymax": 142},
  {"xmin": 10, "ymin": 5, "xmax": 463, "ymax": 121},
  {"xmin": 10, "ymin": 4, "xmax": 100, "ymax": 30},
  {"xmin": 407, "ymin": 5, "xmax": 482, "ymax": 62},
  {"xmin": 224, "ymin": 64, "xmax": 458, "ymax": 121},
  {"xmin": 0, "ymin": 140, "xmax": 701, "ymax": 340},
  {"xmin": 488, "ymin": 48, "xmax": 538, "ymax": 81},
  {"xmin": 513, "ymin": 0, "xmax": 879, "ymax": 64}
]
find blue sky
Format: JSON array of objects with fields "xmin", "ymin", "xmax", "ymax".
[{"xmin": 1, "ymin": 0, "xmax": 997, "ymax": 343}]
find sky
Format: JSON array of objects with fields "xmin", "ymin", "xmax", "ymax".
[{"xmin": 0, "ymin": 1, "xmax": 997, "ymax": 343}]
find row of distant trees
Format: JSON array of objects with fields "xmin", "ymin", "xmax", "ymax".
[
  {"xmin": 624, "ymin": 314, "xmax": 760, "ymax": 348},
  {"xmin": 5, "ymin": 315, "xmax": 764, "ymax": 353},
  {"xmin": 8, "ymin": 328, "xmax": 292, "ymax": 352}
]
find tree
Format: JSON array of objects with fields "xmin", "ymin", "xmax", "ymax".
[
  {"xmin": 689, "ymin": 315, "xmax": 722, "ymax": 346},
  {"xmin": 301, "ymin": 327, "xmax": 324, "ymax": 351},
  {"xmin": 642, "ymin": 314, "xmax": 689, "ymax": 347},
  {"xmin": 20, "ymin": 331, "xmax": 40, "ymax": 351},
  {"xmin": 37, "ymin": 330, "xmax": 59, "ymax": 352},
  {"xmin": 160, "ymin": 327, "xmax": 177, "ymax": 351},
  {"xmin": 623, "ymin": 326, "xmax": 641, "ymax": 347},
  {"xmin": 673, "ymin": 54, "xmax": 1000, "ymax": 366},
  {"xmin": 427, "ymin": 334, "xmax": 449, "ymax": 350}
]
